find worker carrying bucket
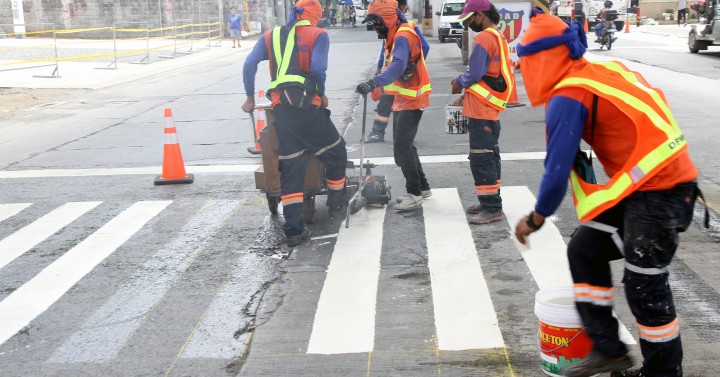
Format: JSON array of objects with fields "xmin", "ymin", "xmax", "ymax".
[{"xmin": 242, "ymin": 0, "xmax": 348, "ymax": 247}]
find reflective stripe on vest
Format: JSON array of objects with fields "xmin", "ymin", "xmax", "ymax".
[
  {"xmin": 556, "ymin": 62, "xmax": 688, "ymax": 222},
  {"xmin": 465, "ymin": 28, "xmax": 514, "ymax": 111},
  {"xmin": 383, "ymin": 25, "xmax": 432, "ymax": 99},
  {"xmin": 268, "ymin": 20, "xmax": 311, "ymax": 90}
]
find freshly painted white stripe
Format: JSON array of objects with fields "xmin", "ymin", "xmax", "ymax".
[
  {"xmin": 0, "ymin": 201, "xmax": 170, "ymax": 347},
  {"xmin": 0, "ymin": 152, "xmax": 548, "ymax": 179},
  {"xmin": 0, "ymin": 203, "xmax": 32, "ymax": 223},
  {"xmin": 307, "ymin": 207, "xmax": 386, "ymax": 354},
  {"xmin": 423, "ymin": 188, "xmax": 504, "ymax": 350},
  {"xmin": 0, "ymin": 165, "xmax": 259, "ymax": 179},
  {"xmin": 0, "ymin": 202, "xmax": 101, "ymax": 271},
  {"xmin": 502, "ymin": 186, "xmax": 636, "ymax": 344},
  {"xmin": 311, "ymin": 233, "xmax": 339, "ymax": 240},
  {"xmin": 49, "ymin": 200, "xmax": 237, "ymax": 363}
]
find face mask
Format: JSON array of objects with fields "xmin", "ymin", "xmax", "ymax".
[
  {"xmin": 468, "ymin": 20, "xmax": 484, "ymax": 32},
  {"xmin": 373, "ymin": 23, "xmax": 389, "ymax": 39}
]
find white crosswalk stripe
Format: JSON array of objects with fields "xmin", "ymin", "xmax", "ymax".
[{"xmin": 0, "ymin": 203, "xmax": 32, "ymax": 223}]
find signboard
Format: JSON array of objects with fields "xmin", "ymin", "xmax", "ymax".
[{"xmin": 495, "ymin": 2, "xmax": 532, "ymax": 62}]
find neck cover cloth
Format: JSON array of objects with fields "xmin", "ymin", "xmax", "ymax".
[
  {"xmin": 367, "ymin": 0, "xmax": 400, "ymax": 42},
  {"xmin": 516, "ymin": 9, "xmax": 588, "ymax": 106},
  {"xmin": 288, "ymin": 0, "xmax": 322, "ymax": 26}
]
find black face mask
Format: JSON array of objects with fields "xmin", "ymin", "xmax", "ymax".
[
  {"xmin": 373, "ymin": 23, "xmax": 389, "ymax": 39},
  {"xmin": 467, "ymin": 16, "xmax": 485, "ymax": 32}
]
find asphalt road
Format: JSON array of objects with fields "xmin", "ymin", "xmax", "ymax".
[{"xmin": 0, "ymin": 26, "xmax": 719, "ymax": 376}]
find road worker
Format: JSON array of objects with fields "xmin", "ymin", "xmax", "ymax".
[
  {"xmin": 451, "ymin": 0, "xmax": 513, "ymax": 225},
  {"xmin": 242, "ymin": 0, "xmax": 348, "ymax": 247},
  {"xmin": 365, "ymin": 0, "xmax": 429, "ymax": 144},
  {"xmin": 513, "ymin": 10, "xmax": 700, "ymax": 377},
  {"xmin": 356, "ymin": 0, "xmax": 432, "ymax": 211}
]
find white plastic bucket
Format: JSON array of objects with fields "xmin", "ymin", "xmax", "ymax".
[{"xmin": 534, "ymin": 286, "xmax": 594, "ymax": 377}]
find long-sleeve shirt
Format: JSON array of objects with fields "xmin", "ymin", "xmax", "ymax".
[
  {"xmin": 375, "ymin": 23, "xmax": 429, "ymax": 69},
  {"xmin": 243, "ymin": 30, "xmax": 329, "ymax": 97},
  {"xmin": 456, "ymin": 31, "xmax": 502, "ymax": 120}
]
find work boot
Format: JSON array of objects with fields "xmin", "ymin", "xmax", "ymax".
[
  {"xmin": 395, "ymin": 194, "xmax": 423, "ymax": 211},
  {"xmin": 396, "ymin": 189, "xmax": 432, "ymax": 203},
  {"xmin": 465, "ymin": 203, "xmax": 484, "ymax": 214},
  {"xmin": 365, "ymin": 132, "xmax": 384, "ymax": 143},
  {"xmin": 610, "ymin": 369, "xmax": 646, "ymax": 377},
  {"xmin": 562, "ymin": 350, "xmax": 634, "ymax": 377},
  {"xmin": 467, "ymin": 210, "xmax": 505, "ymax": 225},
  {"xmin": 286, "ymin": 227, "xmax": 311, "ymax": 247}
]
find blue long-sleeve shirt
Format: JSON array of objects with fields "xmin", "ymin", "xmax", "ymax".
[
  {"xmin": 243, "ymin": 30, "xmax": 329, "ymax": 96},
  {"xmin": 455, "ymin": 43, "xmax": 490, "ymax": 88},
  {"xmin": 534, "ymin": 95, "xmax": 588, "ymax": 217},
  {"xmin": 375, "ymin": 24, "xmax": 429, "ymax": 69},
  {"xmin": 373, "ymin": 36, "xmax": 410, "ymax": 86}
]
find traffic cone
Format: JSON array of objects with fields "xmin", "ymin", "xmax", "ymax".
[
  {"xmin": 154, "ymin": 108, "xmax": 194, "ymax": 185},
  {"xmin": 247, "ymin": 90, "xmax": 265, "ymax": 155},
  {"xmin": 584, "ymin": 17, "xmax": 589, "ymax": 32},
  {"xmin": 506, "ymin": 61, "xmax": 525, "ymax": 108},
  {"xmin": 625, "ymin": 16, "xmax": 630, "ymax": 33}
]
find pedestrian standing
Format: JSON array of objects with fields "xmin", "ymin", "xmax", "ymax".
[
  {"xmin": 365, "ymin": 0, "xmax": 429, "ymax": 144},
  {"xmin": 356, "ymin": 0, "xmax": 432, "ymax": 211},
  {"xmin": 350, "ymin": 6, "xmax": 357, "ymax": 27},
  {"xmin": 242, "ymin": 0, "xmax": 348, "ymax": 247},
  {"xmin": 451, "ymin": 0, "xmax": 513, "ymax": 225},
  {"xmin": 677, "ymin": 0, "xmax": 688, "ymax": 26},
  {"xmin": 228, "ymin": 8, "xmax": 243, "ymax": 48},
  {"xmin": 513, "ymin": 10, "xmax": 700, "ymax": 377}
]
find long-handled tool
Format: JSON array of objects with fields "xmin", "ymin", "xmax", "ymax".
[{"xmin": 345, "ymin": 93, "xmax": 391, "ymax": 228}]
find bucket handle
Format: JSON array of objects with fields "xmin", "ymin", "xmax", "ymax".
[{"xmin": 537, "ymin": 328, "xmax": 587, "ymax": 353}]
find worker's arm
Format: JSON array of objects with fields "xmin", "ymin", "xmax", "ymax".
[
  {"xmin": 413, "ymin": 25, "xmax": 430, "ymax": 58},
  {"xmin": 454, "ymin": 42, "xmax": 490, "ymax": 88},
  {"xmin": 310, "ymin": 32, "xmax": 329, "ymax": 96},
  {"xmin": 373, "ymin": 36, "xmax": 410, "ymax": 86},
  {"xmin": 242, "ymin": 34, "xmax": 269, "ymax": 112},
  {"xmin": 514, "ymin": 95, "xmax": 587, "ymax": 244}
]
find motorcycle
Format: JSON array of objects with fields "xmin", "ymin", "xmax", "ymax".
[{"xmin": 596, "ymin": 10, "xmax": 618, "ymax": 50}]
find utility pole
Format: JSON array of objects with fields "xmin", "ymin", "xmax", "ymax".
[{"xmin": 11, "ymin": 0, "xmax": 26, "ymax": 38}]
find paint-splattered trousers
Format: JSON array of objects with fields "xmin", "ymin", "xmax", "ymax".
[
  {"xmin": 468, "ymin": 118, "xmax": 502, "ymax": 211},
  {"xmin": 567, "ymin": 181, "xmax": 698, "ymax": 376},
  {"xmin": 273, "ymin": 104, "xmax": 348, "ymax": 237}
]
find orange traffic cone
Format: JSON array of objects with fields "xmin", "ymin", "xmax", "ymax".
[
  {"xmin": 247, "ymin": 90, "xmax": 266, "ymax": 155},
  {"xmin": 154, "ymin": 108, "xmax": 194, "ymax": 185},
  {"xmin": 506, "ymin": 61, "xmax": 525, "ymax": 108},
  {"xmin": 584, "ymin": 17, "xmax": 589, "ymax": 33},
  {"xmin": 624, "ymin": 16, "xmax": 630, "ymax": 33}
]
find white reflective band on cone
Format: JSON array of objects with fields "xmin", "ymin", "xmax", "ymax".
[{"xmin": 164, "ymin": 133, "xmax": 178, "ymax": 144}]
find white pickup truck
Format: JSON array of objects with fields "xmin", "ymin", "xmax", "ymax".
[{"xmin": 688, "ymin": 4, "xmax": 720, "ymax": 53}]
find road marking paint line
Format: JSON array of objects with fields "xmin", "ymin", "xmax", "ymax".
[
  {"xmin": 0, "ymin": 203, "xmax": 32, "ymax": 223},
  {"xmin": 423, "ymin": 188, "xmax": 505, "ymax": 350},
  {"xmin": 349, "ymin": 151, "xmax": 547, "ymax": 167},
  {"xmin": 0, "ymin": 202, "xmax": 101, "ymax": 271},
  {"xmin": 0, "ymin": 200, "xmax": 171, "ymax": 348},
  {"xmin": 0, "ymin": 164, "xmax": 260, "ymax": 179},
  {"xmin": 49, "ymin": 199, "xmax": 238, "ymax": 363},
  {"xmin": 502, "ymin": 186, "xmax": 636, "ymax": 345},
  {"xmin": 307, "ymin": 207, "xmax": 386, "ymax": 354}
]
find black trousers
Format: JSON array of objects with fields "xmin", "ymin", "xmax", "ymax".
[
  {"xmin": 371, "ymin": 92, "xmax": 394, "ymax": 136},
  {"xmin": 567, "ymin": 181, "xmax": 697, "ymax": 376},
  {"xmin": 273, "ymin": 105, "xmax": 347, "ymax": 236},
  {"xmin": 392, "ymin": 109, "xmax": 429, "ymax": 196},
  {"xmin": 468, "ymin": 118, "xmax": 502, "ymax": 211}
]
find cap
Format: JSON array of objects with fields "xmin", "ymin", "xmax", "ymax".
[{"xmin": 457, "ymin": 0, "xmax": 493, "ymax": 22}]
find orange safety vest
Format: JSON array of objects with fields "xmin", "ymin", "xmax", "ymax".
[
  {"xmin": 383, "ymin": 25, "xmax": 432, "ymax": 100},
  {"xmin": 465, "ymin": 28, "xmax": 514, "ymax": 111},
  {"xmin": 551, "ymin": 61, "xmax": 696, "ymax": 222}
]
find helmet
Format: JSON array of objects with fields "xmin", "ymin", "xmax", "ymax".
[{"xmin": 604, "ymin": 0, "xmax": 613, "ymax": 8}]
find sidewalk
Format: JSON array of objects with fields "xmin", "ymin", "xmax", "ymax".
[{"xmin": 629, "ymin": 24, "xmax": 692, "ymax": 38}]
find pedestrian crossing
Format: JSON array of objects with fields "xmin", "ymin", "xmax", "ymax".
[{"xmin": 0, "ymin": 187, "xmax": 650, "ymax": 368}]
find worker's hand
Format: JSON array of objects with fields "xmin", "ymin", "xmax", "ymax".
[
  {"xmin": 451, "ymin": 79, "xmax": 462, "ymax": 94},
  {"xmin": 321, "ymin": 95, "xmax": 329, "ymax": 108},
  {"xmin": 514, "ymin": 211, "xmax": 545, "ymax": 245},
  {"xmin": 356, "ymin": 79, "xmax": 377, "ymax": 95},
  {"xmin": 241, "ymin": 96, "xmax": 255, "ymax": 113},
  {"xmin": 451, "ymin": 96, "xmax": 463, "ymax": 106}
]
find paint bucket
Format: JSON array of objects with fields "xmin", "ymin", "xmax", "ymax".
[{"xmin": 534, "ymin": 286, "xmax": 594, "ymax": 377}]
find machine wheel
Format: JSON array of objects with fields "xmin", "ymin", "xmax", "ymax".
[
  {"xmin": 303, "ymin": 196, "xmax": 316, "ymax": 224},
  {"xmin": 689, "ymin": 33, "xmax": 700, "ymax": 53},
  {"xmin": 267, "ymin": 194, "xmax": 279, "ymax": 216}
]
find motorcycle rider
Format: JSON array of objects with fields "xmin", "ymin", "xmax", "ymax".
[{"xmin": 594, "ymin": 0, "xmax": 615, "ymax": 43}]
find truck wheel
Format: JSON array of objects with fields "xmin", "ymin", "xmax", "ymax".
[
  {"xmin": 267, "ymin": 194, "xmax": 279, "ymax": 216},
  {"xmin": 689, "ymin": 33, "xmax": 700, "ymax": 53},
  {"xmin": 439, "ymin": 32, "xmax": 446, "ymax": 43}
]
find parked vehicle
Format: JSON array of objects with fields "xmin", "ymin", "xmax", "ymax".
[
  {"xmin": 688, "ymin": 3, "xmax": 720, "ymax": 53},
  {"xmin": 354, "ymin": 4, "xmax": 367, "ymax": 18},
  {"xmin": 435, "ymin": 0, "xmax": 465, "ymax": 43}
]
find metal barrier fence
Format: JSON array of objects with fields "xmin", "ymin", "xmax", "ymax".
[{"xmin": 0, "ymin": 19, "xmax": 223, "ymax": 78}]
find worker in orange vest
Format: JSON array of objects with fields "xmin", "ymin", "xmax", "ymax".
[
  {"xmin": 451, "ymin": 0, "xmax": 514, "ymax": 225},
  {"xmin": 513, "ymin": 9, "xmax": 701, "ymax": 377},
  {"xmin": 242, "ymin": 0, "xmax": 348, "ymax": 247},
  {"xmin": 356, "ymin": 0, "xmax": 432, "ymax": 211}
]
